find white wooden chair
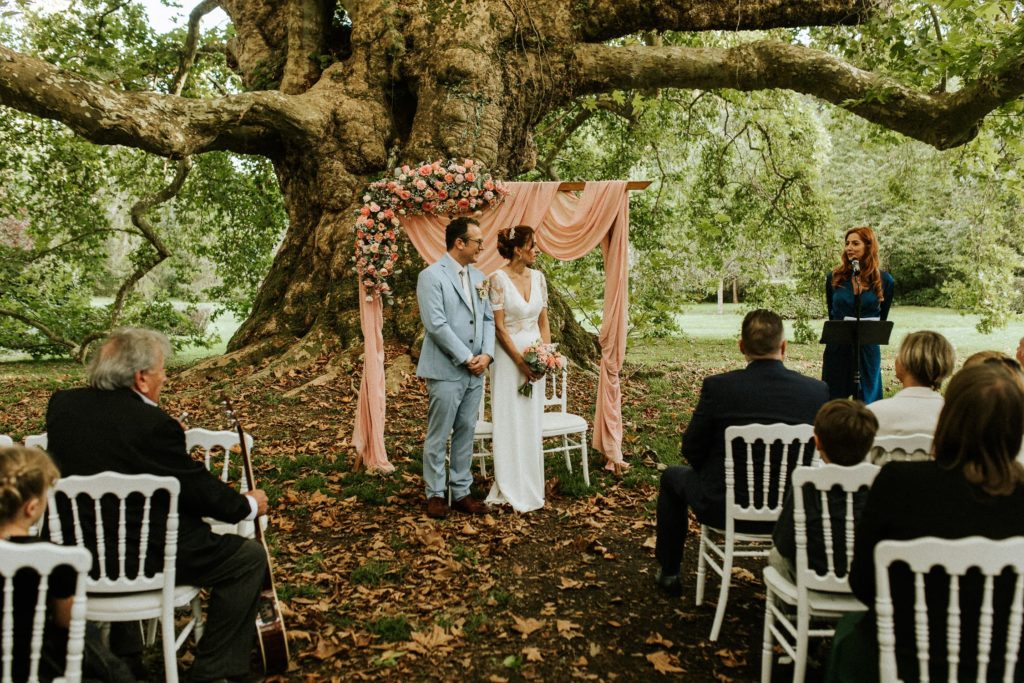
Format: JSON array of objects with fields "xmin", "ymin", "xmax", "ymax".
[
  {"xmin": 761, "ymin": 463, "xmax": 880, "ymax": 682},
  {"xmin": 47, "ymin": 473, "xmax": 203, "ymax": 683},
  {"xmin": 541, "ymin": 364, "xmax": 590, "ymax": 486},
  {"xmin": 24, "ymin": 434, "xmax": 48, "ymax": 450},
  {"xmin": 0, "ymin": 435, "xmax": 12, "ymax": 448},
  {"xmin": 184, "ymin": 428, "xmax": 258, "ymax": 537},
  {"xmin": 874, "ymin": 536, "xmax": 1024, "ymax": 683},
  {"xmin": 869, "ymin": 433, "xmax": 932, "ymax": 466},
  {"xmin": 0, "ymin": 540, "xmax": 92, "ymax": 683},
  {"xmin": 697, "ymin": 423, "xmax": 816, "ymax": 641}
]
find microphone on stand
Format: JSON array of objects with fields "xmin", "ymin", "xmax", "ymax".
[{"xmin": 851, "ymin": 258, "xmax": 861, "ymax": 275}]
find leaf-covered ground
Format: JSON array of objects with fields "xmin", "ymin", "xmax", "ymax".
[{"xmin": 0, "ymin": 340, "xmax": 839, "ymax": 682}]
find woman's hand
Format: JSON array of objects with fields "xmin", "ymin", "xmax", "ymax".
[{"xmin": 516, "ymin": 358, "xmax": 543, "ymax": 382}]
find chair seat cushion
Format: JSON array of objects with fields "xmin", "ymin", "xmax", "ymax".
[
  {"xmin": 86, "ymin": 585, "xmax": 201, "ymax": 621},
  {"xmin": 542, "ymin": 412, "xmax": 587, "ymax": 437},
  {"xmin": 764, "ymin": 566, "xmax": 866, "ymax": 615}
]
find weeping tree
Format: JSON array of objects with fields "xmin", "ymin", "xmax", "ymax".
[{"xmin": 2, "ymin": 0, "xmax": 1022, "ymax": 373}]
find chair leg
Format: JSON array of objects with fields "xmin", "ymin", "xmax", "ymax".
[
  {"xmin": 143, "ymin": 618, "xmax": 157, "ymax": 647},
  {"xmin": 161, "ymin": 606, "xmax": 179, "ymax": 683},
  {"xmin": 761, "ymin": 588, "xmax": 776, "ymax": 683},
  {"xmin": 563, "ymin": 436, "xmax": 572, "ymax": 473},
  {"xmin": 709, "ymin": 534, "xmax": 733, "ymax": 641},
  {"xmin": 695, "ymin": 526, "xmax": 709, "ymax": 606},
  {"xmin": 580, "ymin": 433, "xmax": 590, "ymax": 487},
  {"xmin": 793, "ymin": 604, "xmax": 810, "ymax": 683}
]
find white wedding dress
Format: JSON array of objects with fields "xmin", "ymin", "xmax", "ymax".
[{"xmin": 485, "ymin": 268, "xmax": 547, "ymax": 512}]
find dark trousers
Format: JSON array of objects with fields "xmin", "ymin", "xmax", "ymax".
[
  {"xmin": 108, "ymin": 539, "xmax": 267, "ymax": 681},
  {"xmin": 186, "ymin": 539, "xmax": 268, "ymax": 681},
  {"xmin": 655, "ymin": 465, "xmax": 706, "ymax": 575},
  {"xmin": 655, "ymin": 465, "xmax": 774, "ymax": 576}
]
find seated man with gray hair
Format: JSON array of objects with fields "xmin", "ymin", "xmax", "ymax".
[{"xmin": 46, "ymin": 328, "xmax": 269, "ymax": 683}]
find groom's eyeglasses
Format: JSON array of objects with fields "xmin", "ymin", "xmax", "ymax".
[{"xmin": 461, "ymin": 237, "xmax": 484, "ymax": 247}]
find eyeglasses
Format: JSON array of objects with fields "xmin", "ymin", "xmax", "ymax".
[{"xmin": 461, "ymin": 237, "xmax": 484, "ymax": 247}]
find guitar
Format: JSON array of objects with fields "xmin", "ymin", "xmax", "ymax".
[{"xmin": 222, "ymin": 395, "xmax": 290, "ymax": 674}]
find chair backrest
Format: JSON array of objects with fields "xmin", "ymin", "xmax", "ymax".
[
  {"xmin": 543, "ymin": 365, "xmax": 569, "ymax": 412},
  {"xmin": 724, "ymin": 423, "xmax": 816, "ymax": 525},
  {"xmin": 874, "ymin": 536, "xmax": 1024, "ymax": 683},
  {"xmin": 0, "ymin": 435, "xmax": 12, "ymax": 448},
  {"xmin": 184, "ymin": 428, "xmax": 254, "ymax": 492},
  {"xmin": 23, "ymin": 434, "xmax": 47, "ymax": 451},
  {"xmin": 47, "ymin": 473, "xmax": 180, "ymax": 597},
  {"xmin": 870, "ymin": 433, "xmax": 932, "ymax": 466},
  {"xmin": 793, "ymin": 463, "xmax": 880, "ymax": 594},
  {"xmin": 0, "ymin": 540, "xmax": 91, "ymax": 683}
]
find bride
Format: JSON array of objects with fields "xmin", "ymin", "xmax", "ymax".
[{"xmin": 485, "ymin": 225, "xmax": 549, "ymax": 512}]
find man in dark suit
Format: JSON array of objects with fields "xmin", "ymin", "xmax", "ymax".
[
  {"xmin": 46, "ymin": 328, "xmax": 268, "ymax": 683},
  {"xmin": 654, "ymin": 309, "xmax": 829, "ymax": 595}
]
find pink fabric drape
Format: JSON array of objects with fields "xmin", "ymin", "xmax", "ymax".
[{"xmin": 353, "ymin": 180, "xmax": 630, "ymax": 473}]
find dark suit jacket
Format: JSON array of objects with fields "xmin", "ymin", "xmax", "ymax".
[
  {"xmin": 682, "ymin": 359, "xmax": 829, "ymax": 524},
  {"xmin": 46, "ymin": 387, "xmax": 251, "ymax": 583}
]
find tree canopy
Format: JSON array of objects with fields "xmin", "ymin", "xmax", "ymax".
[{"xmin": 1, "ymin": 0, "xmax": 1022, "ymax": 362}]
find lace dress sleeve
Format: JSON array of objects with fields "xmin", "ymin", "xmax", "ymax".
[
  {"xmin": 489, "ymin": 272, "xmax": 505, "ymax": 311},
  {"xmin": 538, "ymin": 270, "xmax": 548, "ymax": 309}
]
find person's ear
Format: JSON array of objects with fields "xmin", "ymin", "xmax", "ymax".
[
  {"xmin": 813, "ymin": 434, "xmax": 830, "ymax": 463},
  {"xmin": 22, "ymin": 496, "xmax": 41, "ymax": 523},
  {"xmin": 780, "ymin": 339, "xmax": 788, "ymax": 358},
  {"xmin": 738, "ymin": 339, "xmax": 745, "ymax": 355}
]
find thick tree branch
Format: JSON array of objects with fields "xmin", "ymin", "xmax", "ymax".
[
  {"xmin": 0, "ymin": 44, "xmax": 326, "ymax": 157},
  {"xmin": 573, "ymin": 40, "xmax": 1024, "ymax": 149},
  {"xmin": 280, "ymin": 0, "xmax": 327, "ymax": 94},
  {"xmin": 579, "ymin": 0, "xmax": 880, "ymax": 43},
  {"xmin": 170, "ymin": 0, "xmax": 221, "ymax": 96},
  {"xmin": 0, "ymin": 308, "xmax": 78, "ymax": 352}
]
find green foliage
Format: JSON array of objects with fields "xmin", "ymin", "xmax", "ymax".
[{"xmin": 0, "ymin": 3, "xmax": 285, "ymax": 358}]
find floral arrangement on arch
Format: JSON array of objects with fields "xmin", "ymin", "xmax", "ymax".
[{"xmin": 354, "ymin": 158, "xmax": 510, "ymax": 303}]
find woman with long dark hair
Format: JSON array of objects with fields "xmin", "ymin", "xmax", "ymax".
[{"xmin": 822, "ymin": 226, "xmax": 895, "ymax": 403}]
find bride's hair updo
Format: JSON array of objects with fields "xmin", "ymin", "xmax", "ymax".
[{"xmin": 496, "ymin": 225, "xmax": 535, "ymax": 260}]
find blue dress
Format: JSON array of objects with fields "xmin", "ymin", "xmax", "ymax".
[{"xmin": 822, "ymin": 272, "xmax": 895, "ymax": 403}]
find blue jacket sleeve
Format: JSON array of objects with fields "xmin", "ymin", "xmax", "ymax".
[
  {"xmin": 417, "ymin": 268, "xmax": 472, "ymax": 365},
  {"xmin": 879, "ymin": 272, "xmax": 895, "ymax": 321}
]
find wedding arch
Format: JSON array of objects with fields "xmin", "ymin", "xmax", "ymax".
[{"xmin": 351, "ymin": 162, "xmax": 648, "ymax": 475}]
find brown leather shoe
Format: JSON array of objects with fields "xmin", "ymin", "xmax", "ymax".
[
  {"xmin": 426, "ymin": 496, "xmax": 448, "ymax": 519},
  {"xmin": 450, "ymin": 495, "xmax": 487, "ymax": 515}
]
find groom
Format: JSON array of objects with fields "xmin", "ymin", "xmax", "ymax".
[{"xmin": 417, "ymin": 216, "xmax": 495, "ymax": 519}]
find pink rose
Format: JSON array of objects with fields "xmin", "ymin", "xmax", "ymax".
[
  {"xmin": 464, "ymin": 159, "xmax": 474, "ymax": 167},
  {"xmin": 359, "ymin": 206, "xmax": 370, "ymax": 216},
  {"xmin": 384, "ymin": 208, "xmax": 394, "ymax": 219},
  {"xmin": 369, "ymin": 202, "xmax": 380, "ymax": 212},
  {"xmin": 419, "ymin": 165, "xmax": 432, "ymax": 176},
  {"xmin": 455, "ymin": 166, "xmax": 465, "ymax": 174},
  {"xmin": 390, "ymin": 253, "xmax": 399, "ymax": 261},
  {"xmin": 438, "ymin": 190, "xmax": 448, "ymax": 199},
  {"xmin": 365, "ymin": 219, "xmax": 374, "ymax": 228},
  {"xmin": 401, "ymin": 165, "xmax": 411, "ymax": 174},
  {"xmin": 457, "ymin": 198, "xmax": 470, "ymax": 209},
  {"xmin": 484, "ymin": 180, "xmax": 494, "ymax": 190},
  {"xmin": 375, "ymin": 233, "xmax": 384, "ymax": 242},
  {"xmin": 400, "ymin": 190, "xmax": 411, "ymax": 200},
  {"xmin": 416, "ymin": 179, "xmax": 427, "ymax": 190},
  {"xmin": 455, "ymin": 174, "xmax": 464, "ymax": 183},
  {"xmin": 465, "ymin": 172, "xmax": 475, "ymax": 181},
  {"xmin": 445, "ymin": 174, "xmax": 454, "ymax": 183}
]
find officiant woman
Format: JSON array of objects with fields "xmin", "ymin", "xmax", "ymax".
[{"xmin": 822, "ymin": 226, "xmax": 895, "ymax": 403}]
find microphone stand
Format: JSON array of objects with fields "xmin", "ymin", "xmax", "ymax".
[{"xmin": 852, "ymin": 267, "xmax": 862, "ymax": 401}]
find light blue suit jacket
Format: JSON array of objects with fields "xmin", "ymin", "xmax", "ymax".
[{"xmin": 416, "ymin": 253, "xmax": 496, "ymax": 381}]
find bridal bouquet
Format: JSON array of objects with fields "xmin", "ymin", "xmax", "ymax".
[{"xmin": 519, "ymin": 341, "xmax": 567, "ymax": 397}]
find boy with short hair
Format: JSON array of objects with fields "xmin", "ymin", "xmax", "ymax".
[{"xmin": 769, "ymin": 399, "xmax": 879, "ymax": 582}]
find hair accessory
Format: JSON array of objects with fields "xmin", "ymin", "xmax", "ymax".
[{"xmin": 509, "ymin": 226, "xmax": 516, "ymax": 240}]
